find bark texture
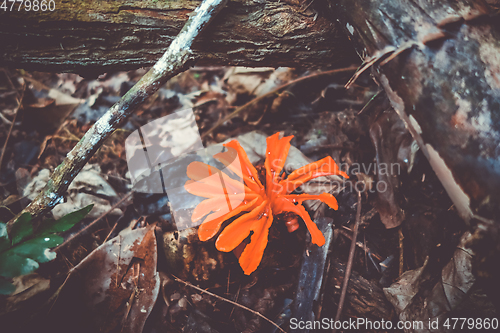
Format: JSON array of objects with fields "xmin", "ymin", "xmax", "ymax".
[
  {"xmin": 331, "ymin": 0, "xmax": 500, "ymax": 223},
  {"xmin": 330, "ymin": 0, "xmax": 500, "ymax": 327},
  {"xmin": 0, "ymin": 0, "xmax": 354, "ymax": 75},
  {"xmin": 7, "ymin": 0, "xmax": 228, "ymax": 227}
]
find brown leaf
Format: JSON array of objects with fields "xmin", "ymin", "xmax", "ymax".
[
  {"xmin": 369, "ymin": 109, "xmax": 409, "ymax": 228},
  {"xmin": 48, "ymin": 226, "xmax": 159, "ymax": 333},
  {"xmin": 384, "ymin": 232, "xmax": 475, "ymax": 333}
]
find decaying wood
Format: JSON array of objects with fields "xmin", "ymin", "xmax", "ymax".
[
  {"xmin": 330, "ymin": 0, "xmax": 500, "ymax": 327},
  {"xmin": 0, "ymin": 0, "xmax": 355, "ymax": 75},
  {"xmin": 7, "ymin": 0, "xmax": 228, "ymax": 229},
  {"xmin": 331, "ymin": 0, "xmax": 500, "ymax": 223}
]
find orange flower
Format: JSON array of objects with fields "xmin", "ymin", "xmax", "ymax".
[{"xmin": 185, "ymin": 133, "xmax": 348, "ymax": 274}]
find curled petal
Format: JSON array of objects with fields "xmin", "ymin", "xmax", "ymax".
[
  {"xmin": 221, "ymin": 140, "xmax": 264, "ymax": 191},
  {"xmin": 264, "ymin": 133, "xmax": 293, "ymax": 188},
  {"xmin": 198, "ymin": 197, "xmax": 260, "ymax": 241},
  {"xmin": 192, "ymin": 193, "xmax": 257, "ymax": 223},
  {"xmin": 215, "ymin": 200, "xmax": 268, "ymax": 252},
  {"xmin": 280, "ymin": 163, "xmax": 349, "ymax": 194},
  {"xmin": 283, "ymin": 193, "xmax": 338, "ymax": 210},
  {"xmin": 238, "ymin": 210, "xmax": 274, "ymax": 275},
  {"xmin": 286, "ymin": 156, "xmax": 348, "ymax": 182},
  {"xmin": 272, "ymin": 197, "xmax": 325, "ymax": 246}
]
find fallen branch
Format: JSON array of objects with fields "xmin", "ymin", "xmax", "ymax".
[{"xmin": 7, "ymin": 0, "xmax": 228, "ymax": 229}]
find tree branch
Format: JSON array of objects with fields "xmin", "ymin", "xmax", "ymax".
[{"xmin": 7, "ymin": 0, "xmax": 228, "ymax": 229}]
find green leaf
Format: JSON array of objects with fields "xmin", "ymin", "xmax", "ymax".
[
  {"xmin": 0, "ymin": 278, "xmax": 16, "ymax": 295},
  {"xmin": 37, "ymin": 204, "xmax": 94, "ymax": 236},
  {"xmin": 0, "ymin": 253, "xmax": 39, "ymax": 279},
  {"xmin": 10, "ymin": 213, "xmax": 33, "ymax": 245},
  {"xmin": 8, "ymin": 235, "xmax": 63, "ymax": 263},
  {"xmin": 0, "ymin": 222, "xmax": 9, "ymax": 253}
]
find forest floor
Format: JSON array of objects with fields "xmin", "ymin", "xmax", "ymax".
[{"xmin": 0, "ymin": 65, "xmax": 497, "ymax": 332}]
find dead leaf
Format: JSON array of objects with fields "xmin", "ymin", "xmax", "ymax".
[
  {"xmin": 23, "ymin": 165, "xmax": 122, "ymax": 220},
  {"xmin": 369, "ymin": 109, "xmax": 408, "ymax": 228},
  {"xmin": 384, "ymin": 232, "xmax": 475, "ymax": 333},
  {"xmin": 47, "ymin": 226, "xmax": 160, "ymax": 333},
  {"xmin": 223, "ymin": 67, "xmax": 293, "ymax": 107},
  {"xmin": 22, "ymin": 77, "xmax": 83, "ymax": 133},
  {"xmin": 162, "ymin": 227, "xmax": 231, "ymax": 285},
  {"xmin": 0, "ymin": 273, "xmax": 50, "ymax": 317}
]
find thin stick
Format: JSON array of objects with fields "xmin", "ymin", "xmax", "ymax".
[
  {"xmin": 103, "ymin": 217, "xmax": 120, "ymax": 244},
  {"xmin": 229, "ymin": 284, "xmax": 241, "ymax": 319},
  {"xmin": 54, "ymin": 192, "xmax": 132, "ymax": 251},
  {"xmin": 201, "ymin": 66, "xmax": 358, "ymax": 139},
  {"xmin": 333, "ymin": 190, "xmax": 362, "ymax": 331},
  {"xmin": 172, "ymin": 275, "xmax": 286, "ymax": 333},
  {"xmin": 0, "ymin": 86, "xmax": 24, "ymax": 172},
  {"xmin": 399, "ymin": 228, "xmax": 404, "ymax": 276},
  {"xmin": 7, "ymin": 0, "xmax": 228, "ymax": 230}
]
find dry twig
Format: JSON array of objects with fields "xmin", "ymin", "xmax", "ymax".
[
  {"xmin": 172, "ymin": 275, "xmax": 286, "ymax": 333},
  {"xmin": 0, "ymin": 82, "xmax": 24, "ymax": 172},
  {"xmin": 201, "ymin": 66, "xmax": 358, "ymax": 139},
  {"xmin": 333, "ymin": 190, "xmax": 362, "ymax": 331},
  {"xmin": 7, "ymin": 0, "xmax": 228, "ymax": 229}
]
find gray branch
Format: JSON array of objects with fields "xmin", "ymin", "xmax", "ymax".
[{"xmin": 7, "ymin": 0, "xmax": 228, "ymax": 229}]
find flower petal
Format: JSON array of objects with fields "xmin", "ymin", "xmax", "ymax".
[
  {"xmin": 264, "ymin": 133, "xmax": 292, "ymax": 184},
  {"xmin": 283, "ymin": 193, "xmax": 338, "ymax": 210},
  {"xmin": 198, "ymin": 197, "xmax": 260, "ymax": 241},
  {"xmin": 185, "ymin": 179, "xmax": 224, "ymax": 198},
  {"xmin": 220, "ymin": 140, "xmax": 264, "ymax": 191},
  {"xmin": 191, "ymin": 193, "xmax": 256, "ymax": 223},
  {"xmin": 215, "ymin": 200, "xmax": 268, "ymax": 252},
  {"xmin": 272, "ymin": 197, "xmax": 325, "ymax": 246},
  {"xmin": 287, "ymin": 156, "xmax": 348, "ymax": 181},
  {"xmin": 186, "ymin": 161, "xmax": 247, "ymax": 195},
  {"xmin": 214, "ymin": 145, "xmax": 259, "ymax": 192},
  {"xmin": 238, "ymin": 210, "xmax": 274, "ymax": 275},
  {"xmin": 186, "ymin": 161, "xmax": 220, "ymax": 180}
]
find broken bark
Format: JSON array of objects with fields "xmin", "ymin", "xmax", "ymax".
[
  {"xmin": 330, "ymin": 0, "xmax": 500, "ymax": 329},
  {"xmin": 0, "ymin": 0, "xmax": 355, "ymax": 75},
  {"xmin": 331, "ymin": 0, "xmax": 500, "ymax": 223}
]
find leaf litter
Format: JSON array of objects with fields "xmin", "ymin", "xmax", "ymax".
[{"xmin": 0, "ymin": 64, "xmax": 497, "ymax": 333}]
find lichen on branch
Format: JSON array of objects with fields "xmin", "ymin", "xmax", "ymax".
[{"xmin": 7, "ymin": 0, "xmax": 228, "ymax": 230}]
